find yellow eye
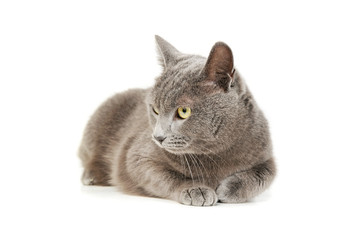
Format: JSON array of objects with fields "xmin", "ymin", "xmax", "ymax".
[
  {"xmin": 152, "ymin": 106, "xmax": 159, "ymax": 115},
  {"xmin": 177, "ymin": 107, "xmax": 191, "ymax": 119}
]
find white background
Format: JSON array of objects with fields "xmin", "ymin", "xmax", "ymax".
[{"xmin": 1, "ymin": 0, "xmax": 353, "ymax": 239}]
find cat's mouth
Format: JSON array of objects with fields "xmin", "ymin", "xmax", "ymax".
[
  {"xmin": 163, "ymin": 144, "xmax": 190, "ymax": 154},
  {"xmin": 152, "ymin": 135, "xmax": 191, "ymax": 154}
]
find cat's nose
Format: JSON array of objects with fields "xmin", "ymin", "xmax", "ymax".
[{"xmin": 154, "ymin": 135, "xmax": 166, "ymax": 144}]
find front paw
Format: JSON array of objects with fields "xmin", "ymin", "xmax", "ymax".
[
  {"xmin": 216, "ymin": 177, "xmax": 247, "ymax": 203},
  {"xmin": 180, "ymin": 186, "xmax": 218, "ymax": 206}
]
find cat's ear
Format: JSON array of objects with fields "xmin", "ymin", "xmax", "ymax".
[
  {"xmin": 155, "ymin": 35, "xmax": 180, "ymax": 68},
  {"xmin": 202, "ymin": 42, "xmax": 235, "ymax": 92}
]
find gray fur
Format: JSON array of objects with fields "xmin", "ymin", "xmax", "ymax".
[{"xmin": 79, "ymin": 35, "xmax": 276, "ymax": 206}]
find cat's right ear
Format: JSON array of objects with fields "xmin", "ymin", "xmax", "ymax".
[
  {"xmin": 155, "ymin": 35, "xmax": 180, "ymax": 69},
  {"xmin": 201, "ymin": 42, "xmax": 235, "ymax": 92}
]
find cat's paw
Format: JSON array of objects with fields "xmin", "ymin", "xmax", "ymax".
[
  {"xmin": 216, "ymin": 177, "xmax": 247, "ymax": 203},
  {"xmin": 81, "ymin": 169, "xmax": 111, "ymax": 186},
  {"xmin": 82, "ymin": 170, "xmax": 96, "ymax": 185},
  {"xmin": 179, "ymin": 186, "xmax": 218, "ymax": 206}
]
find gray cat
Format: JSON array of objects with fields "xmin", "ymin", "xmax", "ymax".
[{"xmin": 79, "ymin": 35, "xmax": 276, "ymax": 206}]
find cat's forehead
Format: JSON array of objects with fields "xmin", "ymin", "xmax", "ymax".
[
  {"xmin": 151, "ymin": 77, "xmax": 196, "ymax": 110},
  {"xmin": 151, "ymin": 56, "xmax": 206, "ymax": 109}
]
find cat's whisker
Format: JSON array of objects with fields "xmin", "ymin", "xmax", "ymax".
[
  {"xmin": 188, "ymin": 153, "xmax": 204, "ymax": 185},
  {"xmin": 196, "ymin": 144, "xmax": 231, "ymax": 167},
  {"xmin": 191, "ymin": 145, "xmax": 219, "ymax": 167},
  {"xmin": 188, "ymin": 154, "xmax": 201, "ymax": 185},
  {"xmin": 193, "ymin": 153, "xmax": 213, "ymax": 181},
  {"xmin": 183, "ymin": 154, "xmax": 194, "ymax": 186},
  {"xmin": 196, "ymin": 144, "xmax": 224, "ymax": 161},
  {"xmin": 191, "ymin": 153, "xmax": 206, "ymax": 185},
  {"xmin": 192, "ymin": 145, "xmax": 231, "ymax": 178}
]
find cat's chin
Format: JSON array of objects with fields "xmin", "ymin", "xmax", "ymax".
[
  {"xmin": 156, "ymin": 144, "xmax": 192, "ymax": 155},
  {"xmin": 163, "ymin": 146, "xmax": 206, "ymax": 155},
  {"xmin": 163, "ymin": 148, "xmax": 190, "ymax": 155}
]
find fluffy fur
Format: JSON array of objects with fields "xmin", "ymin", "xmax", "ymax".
[{"xmin": 79, "ymin": 35, "xmax": 276, "ymax": 206}]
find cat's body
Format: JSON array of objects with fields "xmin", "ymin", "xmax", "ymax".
[{"xmin": 79, "ymin": 36, "xmax": 276, "ymax": 206}]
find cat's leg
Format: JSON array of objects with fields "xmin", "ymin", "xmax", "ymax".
[
  {"xmin": 146, "ymin": 171, "xmax": 219, "ymax": 206},
  {"xmin": 216, "ymin": 158, "xmax": 276, "ymax": 203},
  {"xmin": 81, "ymin": 159, "xmax": 111, "ymax": 186},
  {"xmin": 124, "ymin": 158, "xmax": 218, "ymax": 206},
  {"xmin": 79, "ymin": 144, "xmax": 111, "ymax": 186}
]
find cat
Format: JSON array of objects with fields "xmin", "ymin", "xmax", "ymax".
[{"xmin": 78, "ymin": 35, "xmax": 276, "ymax": 206}]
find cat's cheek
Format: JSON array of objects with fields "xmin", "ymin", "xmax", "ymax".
[
  {"xmin": 170, "ymin": 121, "xmax": 178, "ymax": 133},
  {"xmin": 147, "ymin": 114, "xmax": 158, "ymax": 130},
  {"xmin": 170, "ymin": 119, "xmax": 186, "ymax": 133},
  {"xmin": 174, "ymin": 120, "xmax": 197, "ymax": 138}
]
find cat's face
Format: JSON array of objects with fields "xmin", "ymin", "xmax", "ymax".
[{"xmin": 147, "ymin": 36, "xmax": 243, "ymax": 155}]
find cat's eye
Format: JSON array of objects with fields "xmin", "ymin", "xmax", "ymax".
[
  {"xmin": 152, "ymin": 106, "xmax": 159, "ymax": 115},
  {"xmin": 177, "ymin": 107, "xmax": 191, "ymax": 119}
]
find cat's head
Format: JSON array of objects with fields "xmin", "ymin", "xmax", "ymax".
[{"xmin": 147, "ymin": 35, "xmax": 248, "ymax": 155}]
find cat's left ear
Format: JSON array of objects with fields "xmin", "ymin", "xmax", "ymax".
[
  {"xmin": 201, "ymin": 42, "xmax": 236, "ymax": 92},
  {"xmin": 155, "ymin": 35, "xmax": 180, "ymax": 69}
]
